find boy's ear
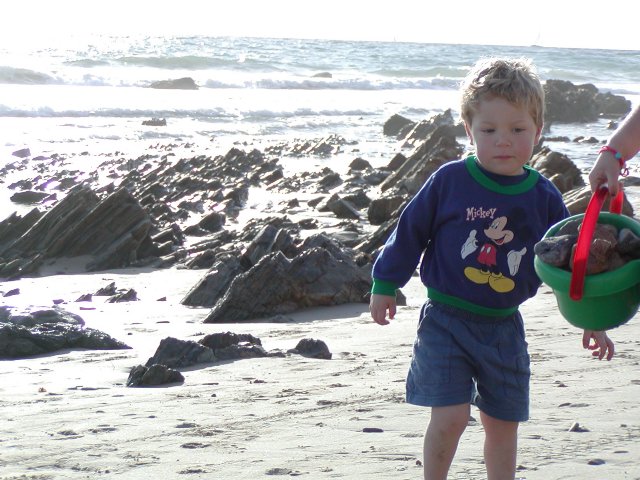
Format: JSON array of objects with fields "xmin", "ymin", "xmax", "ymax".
[
  {"xmin": 464, "ymin": 122, "xmax": 474, "ymax": 145},
  {"xmin": 534, "ymin": 125, "xmax": 543, "ymax": 144}
]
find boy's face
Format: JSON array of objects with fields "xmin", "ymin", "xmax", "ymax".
[{"xmin": 464, "ymin": 96, "xmax": 542, "ymax": 176}]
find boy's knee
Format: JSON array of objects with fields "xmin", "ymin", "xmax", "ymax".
[{"xmin": 429, "ymin": 405, "xmax": 470, "ymax": 438}]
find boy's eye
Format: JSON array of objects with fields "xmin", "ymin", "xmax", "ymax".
[
  {"xmin": 514, "ymin": 128, "xmax": 526, "ymax": 133},
  {"xmin": 481, "ymin": 128, "xmax": 495, "ymax": 134}
]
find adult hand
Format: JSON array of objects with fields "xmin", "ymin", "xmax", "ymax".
[{"xmin": 588, "ymin": 152, "xmax": 622, "ymax": 196}]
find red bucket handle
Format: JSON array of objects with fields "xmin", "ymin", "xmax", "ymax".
[{"xmin": 569, "ymin": 187, "xmax": 624, "ymax": 301}]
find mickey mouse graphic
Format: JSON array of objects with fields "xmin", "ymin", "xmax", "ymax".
[{"xmin": 462, "ymin": 214, "xmax": 527, "ymax": 293}]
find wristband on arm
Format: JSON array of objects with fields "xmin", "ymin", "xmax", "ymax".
[{"xmin": 599, "ymin": 145, "xmax": 629, "ymax": 177}]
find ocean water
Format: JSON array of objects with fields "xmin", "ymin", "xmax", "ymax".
[{"xmin": 1, "ymin": 35, "xmax": 639, "ymax": 219}]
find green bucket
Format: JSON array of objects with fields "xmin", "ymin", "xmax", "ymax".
[{"xmin": 534, "ymin": 211, "xmax": 640, "ymax": 330}]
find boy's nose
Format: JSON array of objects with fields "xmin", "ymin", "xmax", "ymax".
[{"xmin": 495, "ymin": 134, "xmax": 511, "ymax": 146}]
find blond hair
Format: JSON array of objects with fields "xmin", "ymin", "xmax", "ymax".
[{"xmin": 459, "ymin": 57, "xmax": 545, "ymax": 129}]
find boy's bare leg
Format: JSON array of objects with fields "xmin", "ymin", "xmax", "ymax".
[
  {"xmin": 423, "ymin": 404, "xmax": 470, "ymax": 480},
  {"xmin": 480, "ymin": 411, "xmax": 518, "ymax": 480}
]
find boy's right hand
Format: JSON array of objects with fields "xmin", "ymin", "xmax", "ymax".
[{"xmin": 370, "ymin": 293, "xmax": 396, "ymax": 326}]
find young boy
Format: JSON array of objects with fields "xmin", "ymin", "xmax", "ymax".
[{"xmin": 369, "ymin": 58, "xmax": 615, "ymax": 480}]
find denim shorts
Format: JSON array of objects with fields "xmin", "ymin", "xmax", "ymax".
[{"xmin": 406, "ymin": 301, "xmax": 530, "ymax": 422}]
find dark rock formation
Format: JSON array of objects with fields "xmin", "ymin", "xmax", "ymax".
[
  {"xmin": 127, "ymin": 364, "xmax": 184, "ymax": 387},
  {"xmin": 318, "ymin": 196, "xmax": 361, "ymax": 220},
  {"xmin": 116, "ymin": 147, "xmax": 280, "ymax": 229},
  {"xmin": 288, "ymin": 338, "xmax": 332, "ymax": 359},
  {"xmin": 529, "ymin": 147, "xmax": 585, "ymax": 194},
  {"xmin": 288, "ymin": 134, "xmax": 354, "ymax": 156},
  {"xmin": 142, "ymin": 118, "xmax": 167, "ymax": 126},
  {"xmin": 210, "ymin": 343, "xmax": 268, "ymax": 361},
  {"xmin": 198, "ymin": 211, "xmax": 226, "ymax": 232},
  {"xmin": 0, "ymin": 306, "xmax": 130, "ymax": 359},
  {"xmin": 383, "ymin": 113, "xmax": 415, "ymax": 137},
  {"xmin": 12, "ymin": 148, "xmax": 31, "ymax": 158},
  {"xmin": 128, "ymin": 332, "xmax": 329, "ymax": 386},
  {"xmin": 149, "ymin": 77, "xmax": 198, "ymax": 90},
  {"xmin": 0, "ymin": 146, "xmax": 286, "ymax": 279},
  {"xmin": 379, "ymin": 122, "xmax": 463, "ymax": 196},
  {"xmin": 94, "ymin": 282, "xmax": 117, "ymax": 296},
  {"xmin": 562, "ymin": 186, "xmax": 634, "ymax": 216},
  {"xmin": 199, "ymin": 331, "xmax": 262, "ymax": 350},
  {"xmin": 203, "ymin": 236, "xmax": 371, "ymax": 322},
  {"xmin": 10, "ymin": 190, "xmax": 50, "ymax": 204},
  {"xmin": 367, "ymin": 196, "xmax": 406, "ymax": 226},
  {"xmin": 544, "ymin": 80, "xmax": 631, "ymax": 123},
  {"xmin": 0, "ymin": 186, "xmax": 153, "ymax": 278},
  {"xmin": 349, "ymin": 157, "xmax": 372, "ymax": 171},
  {"xmin": 106, "ymin": 288, "xmax": 139, "ymax": 303},
  {"xmin": 400, "ymin": 109, "xmax": 458, "ymax": 149},
  {"xmin": 181, "ymin": 255, "xmax": 243, "ymax": 307},
  {"xmin": 182, "ymin": 219, "xmax": 298, "ymax": 308},
  {"xmin": 145, "ymin": 337, "xmax": 216, "ymax": 369}
]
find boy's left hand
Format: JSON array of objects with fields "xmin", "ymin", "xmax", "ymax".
[{"xmin": 582, "ymin": 330, "xmax": 615, "ymax": 360}]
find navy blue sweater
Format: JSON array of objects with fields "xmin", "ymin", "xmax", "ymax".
[{"xmin": 372, "ymin": 156, "xmax": 569, "ymax": 316}]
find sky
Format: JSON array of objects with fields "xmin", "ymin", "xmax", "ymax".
[{"xmin": 5, "ymin": 0, "xmax": 640, "ymax": 51}]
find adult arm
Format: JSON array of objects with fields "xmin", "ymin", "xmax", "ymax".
[{"xmin": 589, "ymin": 105, "xmax": 640, "ymax": 196}]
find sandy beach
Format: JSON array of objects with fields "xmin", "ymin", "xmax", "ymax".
[{"xmin": 2, "ymin": 220, "xmax": 640, "ymax": 480}]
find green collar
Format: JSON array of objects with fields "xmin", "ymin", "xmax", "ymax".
[{"xmin": 465, "ymin": 156, "xmax": 540, "ymax": 195}]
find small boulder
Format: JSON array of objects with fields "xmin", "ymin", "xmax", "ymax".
[
  {"xmin": 127, "ymin": 364, "xmax": 184, "ymax": 387},
  {"xmin": 149, "ymin": 77, "xmax": 198, "ymax": 90},
  {"xmin": 288, "ymin": 338, "xmax": 332, "ymax": 359}
]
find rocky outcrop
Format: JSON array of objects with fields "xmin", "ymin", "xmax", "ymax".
[
  {"xmin": 149, "ymin": 77, "xmax": 198, "ymax": 90},
  {"xmin": 383, "ymin": 113, "xmax": 415, "ymax": 137},
  {"xmin": 142, "ymin": 332, "xmax": 272, "ymax": 371},
  {"xmin": 142, "ymin": 118, "xmax": 167, "ymax": 126},
  {"xmin": 203, "ymin": 236, "xmax": 371, "ymax": 323},
  {"xmin": 288, "ymin": 338, "xmax": 332, "ymax": 359},
  {"xmin": 400, "ymin": 109, "xmax": 461, "ymax": 149},
  {"xmin": 529, "ymin": 147, "xmax": 585, "ymax": 194},
  {"xmin": 0, "ymin": 147, "xmax": 286, "ymax": 279},
  {"xmin": 0, "ymin": 186, "xmax": 153, "ymax": 277},
  {"xmin": 544, "ymin": 80, "xmax": 631, "ymax": 123},
  {"xmin": 288, "ymin": 134, "xmax": 355, "ymax": 156},
  {"xmin": 10, "ymin": 190, "xmax": 51, "ymax": 204},
  {"xmin": 378, "ymin": 121, "xmax": 464, "ymax": 195},
  {"xmin": 367, "ymin": 196, "xmax": 406, "ymax": 226},
  {"xmin": 126, "ymin": 364, "xmax": 184, "ymax": 387},
  {"xmin": 144, "ymin": 337, "xmax": 217, "ymax": 369},
  {"xmin": 116, "ymin": 147, "xmax": 281, "ymax": 228},
  {"xmin": 562, "ymin": 186, "xmax": 634, "ymax": 216},
  {"xmin": 126, "ymin": 332, "xmax": 330, "ymax": 386},
  {"xmin": 0, "ymin": 307, "xmax": 130, "ymax": 359},
  {"xmin": 181, "ymin": 222, "xmax": 298, "ymax": 307}
]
